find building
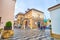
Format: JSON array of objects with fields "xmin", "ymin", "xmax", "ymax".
[
  {"xmin": 16, "ymin": 8, "xmax": 44, "ymax": 29},
  {"xmin": 0, "ymin": 0, "xmax": 16, "ymax": 29},
  {"xmin": 48, "ymin": 4, "xmax": 60, "ymax": 39}
]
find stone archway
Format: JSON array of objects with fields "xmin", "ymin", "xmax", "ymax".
[{"xmin": 23, "ymin": 18, "xmax": 30, "ymax": 29}]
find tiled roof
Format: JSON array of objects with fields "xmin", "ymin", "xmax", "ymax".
[
  {"xmin": 15, "ymin": 8, "xmax": 44, "ymax": 18},
  {"xmin": 25, "ymin": 8, "xmax": 44, "ymax": 14},
  {"xmin": 15, "ymin": 12, "xmax": 24, "ymax": 18}
]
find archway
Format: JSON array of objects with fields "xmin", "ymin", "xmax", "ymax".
[
  {"xmin": 25, "ymin": 20, "xmax": 29, "ymax": 29},
  {"xmin": 23, "ymin": 18, "xmax": 30, "ymax": 29}
]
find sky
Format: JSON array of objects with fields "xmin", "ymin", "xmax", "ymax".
[{"xmin": 14, "ymin": 0, "xmax": 59, "ymax": 19}]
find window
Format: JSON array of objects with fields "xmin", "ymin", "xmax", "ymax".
[{"xmin": 0, "ymin": 17, "xmax": 1, "ymax": 23}]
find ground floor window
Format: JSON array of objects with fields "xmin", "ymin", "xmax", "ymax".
[{"xmin": 0, "ymin": 17, "xmax": 1, "ymax": 24}]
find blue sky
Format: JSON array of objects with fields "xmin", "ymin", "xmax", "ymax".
[{"xmin": 14, "ymin": 0, "xmax": 59, "ymax": 19}]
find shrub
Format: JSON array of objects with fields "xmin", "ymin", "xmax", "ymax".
[{"xmin": 5, "ymin": 21, "xmax": 12, "ymax": 27}]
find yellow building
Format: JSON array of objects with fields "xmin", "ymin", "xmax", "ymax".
[{"xmin": 16, "ymin": 9, "xmax": 44, "ymax": 29}]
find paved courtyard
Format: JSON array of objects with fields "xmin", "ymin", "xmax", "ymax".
[{"xmin": 0, "ymin": 28, "xmax": 52, "ymax": 40}]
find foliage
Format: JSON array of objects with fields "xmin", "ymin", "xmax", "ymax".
[{"xmin": 5, "ymin": 21, "xmax": 12, "ymax": 27}]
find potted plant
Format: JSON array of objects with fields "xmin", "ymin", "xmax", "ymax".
[
  {"xmin": 1, "ymin": 21, "xmax": 14, "ymax": 39},
  {"xmin": 4, "ymin": 21, "xmax": 12, "ymax": 30}
]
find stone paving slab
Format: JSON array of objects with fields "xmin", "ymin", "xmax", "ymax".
[{"xmin": 0, "ymin": 29, "xmax": 51, "ymax": 40}]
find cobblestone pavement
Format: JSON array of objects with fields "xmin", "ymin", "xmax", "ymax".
[{"xmin": 0, "ymin": 28, "xmax": 52, "ymax": 40}]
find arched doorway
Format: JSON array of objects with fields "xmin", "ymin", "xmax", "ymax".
[
  {"xmin": 23, "ymin": 18, "xmax": 30, "ymax": 29},
  {"xmin": 25, "ymin": 20, "xmax": 30, "ymax": 29},
  {"xmin": 25, "ymin": 21, "xmax": 28, "ymax": 28}
]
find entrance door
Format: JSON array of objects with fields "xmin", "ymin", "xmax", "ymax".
[
  {"xmin": 37, "ymin": 21, "xmax": 40, "ymax": 29},
  {"xmin": 25, "ymin": 21, "xmax": 28, "ymax": 27},
  {"xmin": 25, "ymin": 20, "xmax": 30, "ymax": 29}
]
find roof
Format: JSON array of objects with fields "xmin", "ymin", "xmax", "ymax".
[
  {"xmin": 16, "ymin": 12, "xmax": 24, "ymax": 15},
  {"xmin": 15, "ymin": 8, "xmax": 44, "ymax": 18},
  {"xmin": 25, "ymin": 8, "xmax": 44, "ymax": 14},
  {"xmin": 48, "ymin": 3, "xmax": 60, "ymax": 11},
  {"xmin": 15, "ymin": 12, "xmax": 24, "ymax": 18}
]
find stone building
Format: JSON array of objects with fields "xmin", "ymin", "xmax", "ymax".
[
  {"xmin": 0, "ymin": 0, "xmax": 16, "ymax": 29},
  {"xmin": 16, "ymin": 9, "xmax": 44, "ymax": 29}
]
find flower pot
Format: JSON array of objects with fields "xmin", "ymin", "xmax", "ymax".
[
  {"xmin": 1, "ymin": 30, "xmax": 10, "ymax": 39},
  {"xmin": 8, "ymin": 30, "xmax": 14, "ymax": 36},
  {"xmin": 4, "ymin": 26, "xmax": 12, "ymax": 30},
  {"xmin": 1, "ymin": 30, "xmax": 14, "ymax": 39}
]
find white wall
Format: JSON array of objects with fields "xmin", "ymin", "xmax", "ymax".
[
  {"xmin": 50, "ymin": 8, "xmax": 60, "ymax": 34},
  {"xmin": 0, "ymin": 0, "xmax": 16, "ymax": 29}
]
